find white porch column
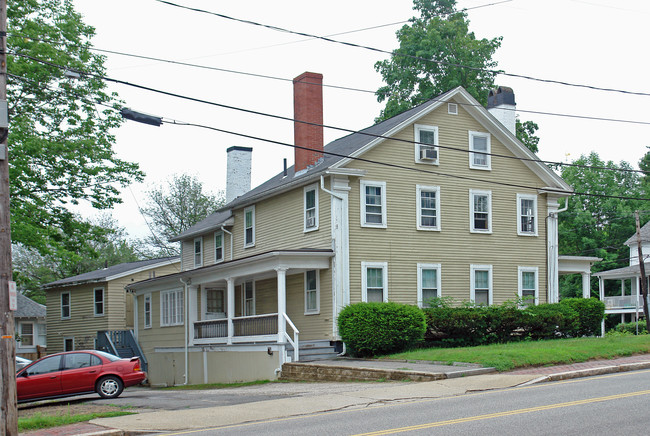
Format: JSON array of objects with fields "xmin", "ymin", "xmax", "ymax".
[
  {"xmin": 226, "ymin": 277, "xmax": 235, "ymax": 345},
  {"xmin": 598, "ymin": 277, "xmax": 604, "ymax": 301},
  {"xmin": 276, "ymin": 267, "xmax": 288, "ymax": 343},
  {"xmin": 133, "ymin": 293, "xmax": 139, "ymax": 340},
  {"xmin": 188, "ymin": 285, "xmax": 199, "ymax": 345},
  {"xmin": 547, "ymin": 198, "xmax": 560, "ymax": 303},
  {"xmin": 581, "ymin": 272, "xmax": 591, "ymax": 298}
]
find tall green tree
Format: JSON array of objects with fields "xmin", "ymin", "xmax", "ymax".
[
  {"xmin": 516, "ymin": 119, "xmax": 540, "ymax": 154},
  {"xmin": 558, "ymin": 152, "xmax": 645, "ymax": 298},
  {"xmin": 7, "ymin": 0, "xmax": 144, "ymax": 265},
  {"xmin": 374, "ymin": 0, "xmax": 502, "ymax": 121},
  {"xmin": 140, "ymin": 174, "xmax": 224, "ymax": 255}
]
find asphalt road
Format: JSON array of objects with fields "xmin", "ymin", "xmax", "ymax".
[{"xmin": 153, "ymin": 369, "xmax": 650, "ymax": 435}]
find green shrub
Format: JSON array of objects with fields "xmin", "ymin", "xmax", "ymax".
[
  {"xmin": 559, "ymin": 298, "xmax": 605, "ymax": 336},
  {"xmin": 525, "ymin": 303, "xmax": 579, "ymax": 339},
  {"xmin": 615, "ymin": 321, "xmax": 648, "ymax": 335},
  {"xmin": 338, "ymin": 302, "xmax": 426, "ymax": 357},
  {"xmin": 424, "ymin": 306, "xmax": 490, "ymax": 347}
]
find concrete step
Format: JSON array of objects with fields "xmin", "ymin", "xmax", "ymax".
[{"xmin": 291, "ymin": 340, "xmax": 340, "ymax": 362}]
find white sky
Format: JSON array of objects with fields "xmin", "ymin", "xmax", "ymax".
[{"xmin": 71, "ymin": 0, "xmax": 650, "ymax": 240}]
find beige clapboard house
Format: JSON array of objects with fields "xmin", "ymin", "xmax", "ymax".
[
  {"xmin": 44, "ymin": 257, "xmax": 180, "ymax": 355},
  {"xmin": 127, "ymin": 73, "xmax": 573, "ymax": 386}
]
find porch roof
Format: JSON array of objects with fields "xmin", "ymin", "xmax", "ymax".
[
  {"xmin": 594, "ymin": 262, "xmax": 650, "ymax": 280},
  {"xmin": 126, "ymin": 249, "xmax": 334, "ymax": 294},
  {"xmin": 558, "ymin": 255, "xmax": 602, "ymax": 275}
]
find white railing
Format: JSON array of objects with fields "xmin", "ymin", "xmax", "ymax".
[
  {"xmin": 603, "ymin": 295, "xmax": 646, "ymax": 309},
  {"xmin": 283, "ymin": 313, "xmax": 300, "ymax": 362}
]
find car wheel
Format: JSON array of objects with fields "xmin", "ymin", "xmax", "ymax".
[{"xmin": 96, "ymin": 376, "xmax": 124, "ymax": 399}]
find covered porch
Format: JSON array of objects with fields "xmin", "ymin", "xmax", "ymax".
[
  {"xmin": 558, "ymin": 255, "xmax": 602, "ymax": 299},
  {"xmin": 594, "ymin": 263, "xmax": 650, "ymax": 317}
]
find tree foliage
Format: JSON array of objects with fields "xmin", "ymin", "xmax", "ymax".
[
  {"xmin": 374, "ymin": 0, "xmax": 502, "ymax": 121},
  {"xmin": 558, "ymin": 152, "xmax": 645, "ymax": 298},
  {"xmin": 7, "ymin": 0, "xmax": 144, "ymax": 264},
  {"xmin": 140, "ymin": 174, "xmax": 224, "ymax": 255},
  {"xmin": 516, "ymin": 119, "xmax": 540, "ymax": 153}
]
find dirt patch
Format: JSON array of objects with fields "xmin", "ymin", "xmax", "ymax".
[{"xmin": 18, "ymin": 399, "xmax": 138, "ymax": 419}]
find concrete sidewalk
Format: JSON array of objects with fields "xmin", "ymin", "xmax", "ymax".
[{"xmin": 20, "ymin": 353, "xmax": 650, "ymax": 435}]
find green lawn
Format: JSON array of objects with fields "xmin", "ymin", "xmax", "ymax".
[
  {"xmin": 18, "ymin": 411, "xmax": 134, "ymax": 432},
  {"xmin": 386, "ymin": 335, "xmax": 650, "ymax": 371}
]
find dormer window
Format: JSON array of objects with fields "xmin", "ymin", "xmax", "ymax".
[{"xmin": 414, "ymin": 124, "xmax": 439, "ymax": 165}]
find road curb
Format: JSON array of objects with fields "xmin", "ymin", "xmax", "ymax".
[{"xmin": 541, "ymin": 361, "xmax": 650, "ymax": 382}]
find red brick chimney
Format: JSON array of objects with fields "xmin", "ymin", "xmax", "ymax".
[{"xmin": 293, "ymin": 72, "xmax": 323, "ymax": 173}]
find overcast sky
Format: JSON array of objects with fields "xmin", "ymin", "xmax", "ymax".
[{"xmin": 71, "ymin": 0, "xmax": 650, "ymax": 240}]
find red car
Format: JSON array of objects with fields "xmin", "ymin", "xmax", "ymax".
[{"xmin": 16, "ymin": 350, "xmax": 146, "ymax": 403}]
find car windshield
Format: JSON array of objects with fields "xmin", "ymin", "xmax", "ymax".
[{"xmin": 93, "ymin": 350, "xmax": 122, "ymax": 362}]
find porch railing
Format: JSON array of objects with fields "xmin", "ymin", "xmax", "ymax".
[
  {"xmin": 194, "ymin": 313, "xmax": 278, "ymax": 339},
  {"xmin": 603, "ymin": 295, "xmax": 646, "ymax": 309},
  {"xmin": 194, "ymin": 319, "xmax": 228, "ymax": 339}
]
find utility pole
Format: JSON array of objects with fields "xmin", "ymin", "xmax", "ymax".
[
  {"xmin": 0, "ymin": 0, "xmax": 17, "ymax": 434},
  {"xmin": 634, "ymin": 211, "xmax": 650, "ymax": 334}
]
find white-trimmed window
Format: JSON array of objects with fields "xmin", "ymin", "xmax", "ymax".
[
  {"xmin": 304, "ymin": 270, "xmax": 320, "ymax": 314},
  {"xmin": 414, "ymin": 124, "xmax": 439, "ymax": 164},
  {"xmin": 517, "ymin": 194, "xmax": 538, "ymax": 236},
  {"xmin": 470, "ymin": 265, "xmax": 493, "ymax": 305},
  {"xmin": 362, "ymin": 262, "xmax": 388, "ymax": 303},
  {"xmin": 470, "ymin": 190, "xmax": 492, "ymax": 233},
  {"xmin": 417, "ymin": 185, "xmax": 441, "ymax": 231},
  {"xmin": 94, "ymin": 287, "xmax": 104, "ymax": 316},
  {"xmin": 243, "ymin": 281, "xmax": 255, "ymax": 316},
  {"xmin": 360, "ymin": 180, "xmax": 387, "ymax": 228},
  {"xmin": 448, "ymin": 103, "xmax": 458, "ymax": 115},
  {"xmin": 214, "ymin": 231, "xmax": 224, "ymax": 263},
  {"xmin": 194, "ymin": 237, "xmax": 203, "ymax": 267},
  {"xmin": 207, "ymin": 289, "xmax": 225, "ymax": 315},
  {"xmin": 244, "ymin": 206, "xmax": 255, "ymax": 248},
  {"xmin": 518, "ymin": 267, "xmax": 538, "ymax": 306},
  {"xmin": 417, "ymin": 264, "xmax": 441, "ymax": 308},
  {"xmin": 19, "ymin": 323, "xmax": 34, "ymax": 346},
  {"xmin": 469, "ymin": 131, "xmax": 491, "ymax": 170},
  {"xmin": 304, "ymin": 184, "xmax": 319, "ymax": 232},
  {"xmin": 161, "ymin": 289, "xmax": 184, "ymax": 327},
  {"xmin": 37, "ymin": 324, "xmax": 46, "ymax": 346},
  {"xmin": 61, "ymin": 292, "xmax": 71, "ymax": 320},
  {"xmin": 144, "ymin": 294, "xmax": 152, "ymax": 329}
]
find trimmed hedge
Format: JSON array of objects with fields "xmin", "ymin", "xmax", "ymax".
[
  {"xmin": 559, "ymin": 298, "xmax": 605, "ymax": 337},
  {"xmin": 338, "ymin": 302, "xmax": 426, "ymax": 357}
]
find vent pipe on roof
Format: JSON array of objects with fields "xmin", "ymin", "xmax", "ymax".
[
  {"xmin": 487, "ymin": 86, "xmax": 516, "ymax": 135},
  {"xmin": 226, "ymin": 146, "xmax": 252, "ymax": 204},
  {"xmin": 293, "ymin": 72, "xmax": 324, "ymax": 175}
]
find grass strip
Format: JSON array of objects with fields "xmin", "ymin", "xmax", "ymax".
[
  {"xmin": 18, "ymin": 411, "xmax": 134, "ymax": 431},
  {"xmin": 386, "ymin": 335, "xmax": 650, "ymax": 371}
]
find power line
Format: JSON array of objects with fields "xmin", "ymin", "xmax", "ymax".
[
  {"xmin": 8, "ymin": 54, "xmax": 650, "ymax": 177},
  {"xmin": 154, "ymin": 0, "xmax": 650, "ymax": 98}
]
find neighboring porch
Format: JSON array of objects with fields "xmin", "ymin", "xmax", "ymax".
[
  {"xmin": 558, "ymin": 255, "xmax": 602, "ymax": 299},
  {"xmin": 595, "ymin": 263, "xmax": 650, "ymax": 317}
]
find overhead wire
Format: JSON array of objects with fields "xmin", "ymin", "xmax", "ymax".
[
  {"xmin": 154, "ymin": 0, "xmax": 650, "ymax": 98},
  {"xmin": 8, "ymin": 52, "xmax": 650, "ymax": 178}
]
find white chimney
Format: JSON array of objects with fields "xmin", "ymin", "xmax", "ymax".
[
  {"xmin": 487, "ymin": 86, "xmax": 516, "ymax": 135},
  {"xmin": 226, "ymin": 146, "xmax": 252, "ymax": 203}
]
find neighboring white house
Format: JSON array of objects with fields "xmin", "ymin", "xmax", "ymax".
[{"xmin": 15, "ymin": 293, "xmax": 47, "ymax": 360}]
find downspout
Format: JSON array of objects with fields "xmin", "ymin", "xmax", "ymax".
[
  {"xmin": 179, "ymin": 277, "xmax": 191, "ymax": 385},
  {"xmin": 221, "ymin": 226, "xmax": 233, "ymax": 261},
  {"xmin": 320, "ymin": 175, "xmax": 344, "ymax": 200}
]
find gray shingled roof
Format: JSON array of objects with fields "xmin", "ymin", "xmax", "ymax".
[
  {"xmin": 15, "ymin": 293, "xmax": 45, "ymax": 319},
  {"xmin": 42, "ymin": 257, "xmax": 179, "ymax": 289},
  {"xmin": 625, "ymin": 221, "xmax": 650, "ymax": 246},
  {"xmin": 169, "ymin": 210, "xmax": 232, "ymax": 242}
]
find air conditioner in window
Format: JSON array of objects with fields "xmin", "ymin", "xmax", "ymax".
[
  {"xmin": 306, "ymin": 216, "xmax": 316, "ymax": 228},
  {"xmin": 420, "ymin": 147, "xmax": 438, "ymax": 161}
]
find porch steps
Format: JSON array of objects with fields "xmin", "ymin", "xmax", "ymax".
[{"xmin": 291, "ymin": 340, "xmax": 341, "ymax": 362}]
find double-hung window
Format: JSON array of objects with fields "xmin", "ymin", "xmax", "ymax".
[
  {"xmin": 19, "ymin": 323, "xmax": 34, "ymax": 346},
  {"xmin": 470, "ymin": 190, "xmax": 492, "ymax": 233},
  {"xmin": 94, "ymin": 288, "xmax": 104, "ymax": 316},
  {"xmin": 61, "ymin": 292, "xmax": 71, "ymax": 319},
  {"xmin": 304, "ymin": 184, "xmax": 319, "ymax": 232},
  {"xmin": 244, "ymin": 206, "xmax": 255, "ymax": 247},
  {"xmin": 414, "ymin": 124, "xmax": 439, "ymax": 164},
  {"xmin": 194, "ymin": 237, "xmax": 203, "ymax": 267},
  {"xmin": 517, "ymin": 194, "xmax": 538, "ymax": 236},
  {"xmin": 518, "ymin": 267, "xmax": 538, "ymax": 306},
  {"xmin": 417, "ymin": 264, "xmax": 441, "ymax": 308},
  {"xmin": 417, "ymin": 185, "xmax": 440, "ymax": 231},
  {"xmin": 144, "ymin": 294, "xmax": 152, "ymax": 329},
  {"xmin": 304, "ymin": 270, "xmax": 320, "ymax": 314},
  {"xmin": 362, "ymin": 262, "xmax": 388, "ymax": 302},
  {"xmin": 243, "ymin": 281, "xmax": 255, "ymax": 316},
  {"xmin": 469, "ymin": 131, "xmax": 491, "ymax": 170},
  {"xmin": 471, "ymin": 265, "xmax": 493, "ymax": 305},
  {"xmin": 214, "ymin": 231, "xmax": 224, "ymax": 263},
  {"xmin": 161, "ymin": 289, "xmax": 184, "ymax": 327},
  {"xmin": 360, "ymin": 180, "xmax": 387, "ymax": 228},
  {"xmin": 207, "ymin": 289, "xmax": 225, "ymax": 315}
]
